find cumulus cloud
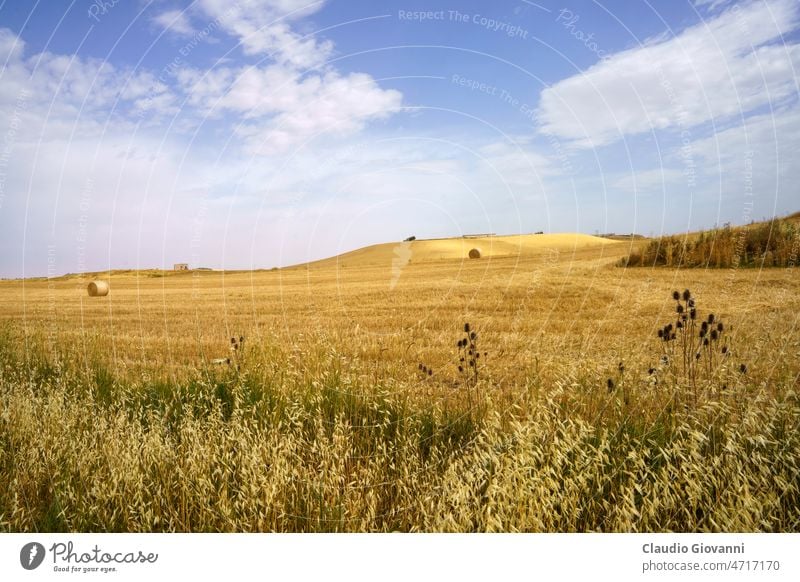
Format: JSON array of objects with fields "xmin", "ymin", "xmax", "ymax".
[
  {"xmin": 536, "ymin": 0, "xmax": 800, "ymax": 147},
  {"xmin": 147, "ymin": 0, "xmax": 403, "ymax": 154},
  {"xmin": 0, "ymin": 27, "xmax": 24, "ymax": 62},
  {"xmin": 175, "ymin": 62, "xmax": 402, "ymax": 153},
  {"xmin": 152, "ymin": 9, "xmax": 196, "ymax": 36},
  {"xmin": 244, "ymin": 73, "xmax": 401, "ymax": 154},
  {"xmin": 196, "ymin": 0, "xmax": 334, "ymax": 68},
  {"xmin": 0, "ymin": 27, "xmax": 175, "ymax": 129}
]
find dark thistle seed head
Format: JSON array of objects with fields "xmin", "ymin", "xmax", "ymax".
[
  {"xmin": 239, "ymin": 335, "xmax": 244, "ymax": 343},
  {"xmin": 701, "ymin": 321, "xmax": 708, "ymax": 331},
  {"xmin": 703, "ymin": 337, "xmax": 709, "ymax": 346},
  {"xmin": 672, "ymin": 290, "xmax": 680, "ymax": 301},
  {"xmin": 469, "ymin": 360, "xmax": 475, "ymax": 367},
  {"xmin": 464, "ymin": 323, "xmax": 470, "ymax": 333},
  {"xmin": 681, "ymin": 313, "xmax": 688, "ymax": 321},
  {"xmin": 710, "ymin": 329, "xmax": 718, "ymax": 341},
  {"xmin": 695, "ymin": 507, "xmax": 704, "ymax": 521},
  {"xmin": 230, "ymin": 337, "xmax": 236, "ymax": 344},
  {"xmin": 671, "ymin": 333, "xmax": 677, "ymax": 340},
  {"xmin": 699, "ymin": 329, "xmax": 706, "ymax": 338},
  {"xmin": 683, "ymin": 289, "xmax": 691, "ymax": 301},
  {"xmin": 717, "ymin": 322, "xmax": 724, "ymax": 332},
  {"xmin": 418, "ymin": 363, "xmax": 423, "ymax": 370},
  {"xmin": 676, "ymin": 320, "xmax": 683, "ymax": 329},
  {"xmin": 618, "ymin": 361, "xmax": 625, "ymax": 372},
  {"xmin": 721, "ymin": 346, "xmax": 728, "ymax": 354},
  {"xmin": 648, "ymin": 367, "xmax": 655, "ymax": 375},
  {"xmin": 470, "ymin": 331, "xmax": 477, "ymax": 340},
  {"xmin": 690, "ymin": 308, "xmax": 697, "ymax": 320},
  {"xmin": 666, "ymin": 323, "xmax": 673, "ymax": 332},
  {"xmin": 657, "ymin": 329, "xmax": 664, "ymax": 338},
  {"xmin": 676, "ymin": 304, "xmax": 684, "ymax": 314},
  {"xmin": 475, "ymin": 352, "xmax": 480, "ymax": 358},
  {"xmin": 722, "ymin": 384, "xmax": 727, "ymax": 391},
  {"xmin": 739, "ymin": 363, "xmax": 748, "ymax": 374},
  {"xmin": 661, "ymin": 355, "xmax": 669, "ymax": 365},
  {"xmin": 458, "ymin": 365, "xmax": 463, "ymax": 373},
  {"xmin": 695, "ymin": 352, "xmax": 701, "ymax": 360},
  {"xmin": 707, "ymin": 313, "xmax": 715, "ymax": 324},
  {"xmin": 688, "ymin": 298, "xmax": 696, "ymax": 308},
  {"xmin": 428, "ymin": 369, "xmax": 433, "ymax": 376},
  {"xmin": 607, "ymin": 378, "xmax": 615, "ymax": 391}
]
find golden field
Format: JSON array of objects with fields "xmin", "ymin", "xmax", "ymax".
[{"xmin": 1, "ymin": 233, "xmax": 799, "ymax": 532}]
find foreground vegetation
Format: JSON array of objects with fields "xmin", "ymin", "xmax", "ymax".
[{"xmin": 1, "ymin": 241, "xmax": 798, "ymax": 531}]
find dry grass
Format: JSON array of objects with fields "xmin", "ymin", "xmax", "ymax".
[
  {"xmin": 622, "ymin": 214, "xmax": 800, "ymax": 268},
  {"xmin": 0, "ymin": 235, "xmax": 798, "ymax": 531}
]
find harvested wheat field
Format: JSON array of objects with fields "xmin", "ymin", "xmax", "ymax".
[
  {"xmin": 1, "ymin": 231, "xmax": 799, "ymax": 532},
  {"xmin": 312, "ymin": 233, "xmax": 620, "ymax": 266}
]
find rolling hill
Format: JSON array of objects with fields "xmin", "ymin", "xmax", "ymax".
[{"xmin": 299, "ymin": 232, "xmax": 622, "ymax": 269}]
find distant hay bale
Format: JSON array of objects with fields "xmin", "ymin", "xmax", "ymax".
[
  {"xmin": 87, "ymin": 280, "xmax": 109, "ymax": 297},
  {"xmin": 468, "ymin": 248, "xmax": 482, "ymax": 259}
]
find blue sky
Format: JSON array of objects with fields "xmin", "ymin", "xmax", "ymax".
[{"xmin": 1, "ymin": 0, "xmax": 798, "ymax": 277}]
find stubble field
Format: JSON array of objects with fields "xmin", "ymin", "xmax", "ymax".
[{"xmin": 1, "ymin": 234, "xmax": 798, "ymax": 532}]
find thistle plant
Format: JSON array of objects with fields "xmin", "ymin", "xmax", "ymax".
[
  {"xmin": 655, "ymin": 290, "xmax": 733, "ymax": 404},
  {"xmin": 229, "ymin": 335, "xmax": 246, "ymax": 370},
  {"xmin": 456, "ymin": 323, "xmax": 482, "ymax": 386}
]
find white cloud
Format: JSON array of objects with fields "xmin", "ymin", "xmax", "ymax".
[
  {"xmin": 176, "ymin": 63, "xmax": 402, "ymax": 154},
  {"xmin": 158, "ymin": 0, "xmax": 403, "ymax": 155},
  {"xmin": 0, "ymin": 27, "xmax": 175, "ymax": 129},
  {"xmin": 196, "ymin": 0, "xmax": 334, "ymax": 68},
  {"xmin": 536, "ymin": 0, "xmax": 800, "ymax": 147},
  {"xmin": 152, "ymin": 9, "xmax": 195, "ymax": 36},
  {"xmin": 0, "ymin": 27, "xmax": 24, "ymax": 62},
  {"xmin": 694, "ymin": 0, "xmax": 734, "ymax": 12}
]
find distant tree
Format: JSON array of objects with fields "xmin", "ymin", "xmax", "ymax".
[{"xmin": 404, "ymin": 236, "xmax": 416, "ymax": 242}]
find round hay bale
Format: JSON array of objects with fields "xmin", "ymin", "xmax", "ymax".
[
  {"xmin": 87, "ymin": 280, "xmax": 109, "ymax": 297},
  {"xmin": 468, "ymin": 248, "xmax": 482, "ymax": 259}
]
